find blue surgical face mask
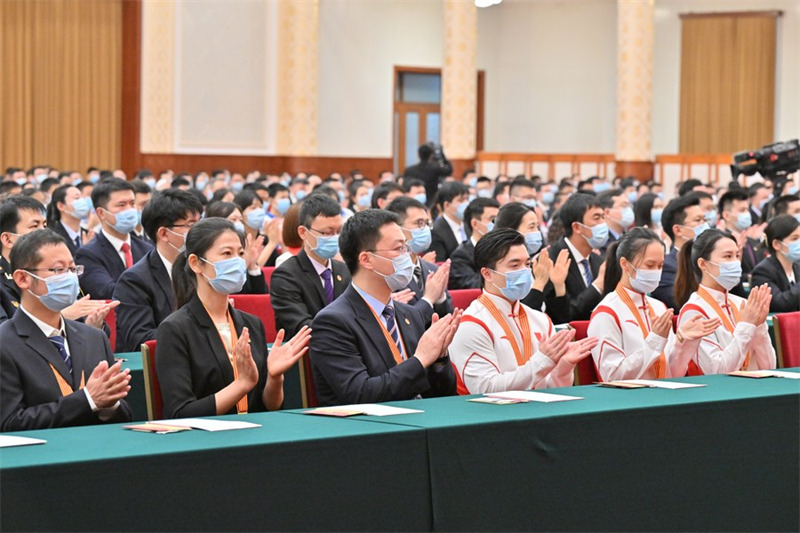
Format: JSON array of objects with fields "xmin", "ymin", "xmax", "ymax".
[
  {"xmin": 245, "ymin": 209, "xmax": 266, "ymax": 230},
  {"xmin": 310, "ymin": 231, "xmax": 340, "ymax": 260},
  {"xmin": 338, "ymin": 190, "xmax": 346, "ymax": 203},
  {"xmin": 70, "ymin": 197, "xmax": 91, "ymax": 219},
  {"xmin": 705, "ymin": 210, "xmax": 718, "ymax": 226},
  {"xmin": 734, "ymin": 212, "xmax": 752, "ymax": 231},
  {"xmin": 145, "ymin": 178, "xmax": 157, "ymax": 189},
  {"xmin": 15, "ymin": 177, "xmax": 28, "ymax": 186},
  {"xmin": 683, "ymin": 222, "xmax": 710, "ymax": 240},
  {"xmin": 788, "ymin": 186, "xmax": 799, "ymax": 196},
  {"xmin": 357, "ymin": 194, "xmax": 371, "ymax": 208},
  {"xmin": 651, "ymin": 209, "xmax": 663, "ymax": 225},
  {"xmin": 295, "ymin": 190, "xmax": 308, "ymax": 201},
  {"xmin": 524, "ymin": 231, "xmax": 543, "ymax": 255},
  {"xmin": 36, "ymin": 174, "xmax": 48, "ymax": 184},
  {"xmin": 233, "ymin": 221, "xmax": 245, "ymax": 234},
  {"xmin": 456, "ymin": 202, "xmax": 468, "ymax": 221},
  {"xmin": 467, "ymin": 177, "xmax": 478, "ymax": 189},
  {"xmin": 195, "ymin": 180, "xmax": 207, "ymax": 190},
  {"xmin": 201, "ymin": 256, "xmax": 247, "ymax": 294},
  {"xmin": 579, "ymin": 222, "xmax": 609, "ymax": 249},
  {"xmin": 231, "ymin": 182, "xmax": 244, "ymax": 193},
  {"xmin": 795, "ymin": 214, "xmax": 800, "ymax": 225},
  {"xmin": 627, "ymin": 191, "xmax": 638, "ymax": 204},
  {"xmin": 477, "ymin": 189, "xmax": 493, "ymax": 199},
  {"xmin": 26, "ymin": 271, "xmax": 80, "ymax": 312},
  {"xmin": 89, "ymin": 174, "xmax": 100, "ymax": 184},
  {"xmin": 778, "ymin": 239, "xmax": 800, "ymax": 263},
  {"xmin": 540, "ymin": 191, "xmax": 555, "ymax": 205},
  {"xmin": 275, "ymin": 198, "xmax": 291, "ymax": 216},
  {"xmin": 628, "ymin": 267, "xmax": 662, "ymax": 295},
  {"xmin": 414, "ymin": 193, "xmax": 427, "ymax": 205},
  {"xmin": 708, "ymin": 260, "xmax": 742, "ymax": 291},
  {"xmin": 593, "ymin": 182, "xmax": 611, "ymax": 193},
  {"xmin": 409, "ymin": 226, "xmax": 432, "ymax": 254},
  {"xmin": 105, "ymin": 208, "xmax": 139, "ymax": 234},
  {"xmin": 371, "ymin": 252, "xmax": 414, "ymax": 291},
  {"xmin": 522, "ymin": 199, "xmax": 537, "ymax": 209},
  {"xmin": 166, "ymin": 228, "xmax": 187, "ymax": 254},
  {"xmin": 490, "ymin": 267, "xmax": 533, "ymax": 302},
  {"xmin": 617, "ymin": 207, "xmax": 635, "ymax": 228}
]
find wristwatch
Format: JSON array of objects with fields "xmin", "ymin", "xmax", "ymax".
[{"xmin": 675, "ymin": 328, "xmax": 685, "ymax": 343}]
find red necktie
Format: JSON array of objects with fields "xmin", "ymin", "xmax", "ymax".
[{"xmin": 121, "ymin": 242, "xmax": 133, "ymax": 268}]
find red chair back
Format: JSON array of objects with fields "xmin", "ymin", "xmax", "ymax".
[
  {"xmin": 262, "ymin": 267, "xmax": 276, "ymax": 287},
  {"xmin": 106, "ymin": 307, "xmax": 117, "ymax": 351},
  {"xmin": 450, "ymin": 289, "xmax": 482, "ymax": 311},
  {"xmin": 230, "ymin": 294, "xmax": 278, "ymax": 343},
  {"xmin": 141, "ymin": 340, "xmax": 163, "ymax": 420},
  {"xmin": 569, "ymin": 320, "xmax": 600, "ymax": 384},
  {"xmin": 774, "ymin": 312, "xmax": 800, "ymax": 368}
]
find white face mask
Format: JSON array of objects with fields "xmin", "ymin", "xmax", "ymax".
[{"xmin": 628, "ymin": 266, "xmax": 662, "ymax": 294}]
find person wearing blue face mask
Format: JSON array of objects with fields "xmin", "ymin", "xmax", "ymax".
[
  {"xmin": 449, "ymin": 228, "xmax": 598, "ymax": 394},
  {"xmin": 430, "ymin": 182, "xmax": 471, "ymax": 262},
  {"xmin": 0, "ymin": 229, "xmax": 133, "ymax": 431},
  {"xmin": 75, "ymin": 178, "xmax": 153, "ymax": 300},
  {"xmin": 265, "ymin": 183, "xmax": 291, "ymax": 220},
  {"xmin": 156, "ymin": 218, "xmax": 311, "ymax": 418},
  {"xmin": 544, "ymin": 193, "xmax": 608, "ymax": 321},
  {"xmin": 234, "ymin": 189, "xmax": 284, "ymax": 268},
  {"xmin": 596, "ymin": 188, "xmax": 634, "ymax": 256},
  {"xmin": 385, "ymin": 196, "xmax": 453, "ymax": 324},
  {"xmin": 47, "ymin": 185, "xmax": 91, "ymax": 258},
  {"xmin": 402, "ymin": 178, "xmax": 428, "ymax": 207},
  {"xmin": 270, "ymin": 194, "xmax": 352, "ymax": 345},
  {"xmin": 751, "ymin": 214, "xmax": 800, "ymax": 312},
  {"xmin": 719, "ymin": 189, "xmax": 767, "ymax": 281},
  {"xmin": 131, "ymin": 178, "xmax": 153, "ymax": 243},
  {"xmin": 309, "ymin": 209, "xmax": 461, "ymax": 406},
  {"xmin": 347, "ymin": 180, "xmax": 373, "ymax": 214},
  {"xmin": 675, "ymin": 229, "xmax": 775, "ymax": 375},
  {"xmin": 449, "ymin": 198, "xmax": 500, "ymax": 290}
]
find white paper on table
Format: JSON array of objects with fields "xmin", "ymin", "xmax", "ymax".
[
  {"xmin": 762, "ymin": 370, "xmax": 800, "ymax": 380},
  {"xmin": 338, "ymin": 404, "xmax": 423, "ymax": 416},
  {"xmin": 0, "ymin": 435, "xmax": 47, "ymax": 448},
  {"xmin": 486, "ymin": 391, "xmax": 584, "ymax": 403},
  {"xmin": 158, "ymin": 418, "xmax": 261, "ymax": 432},
  {"xmin": 623, "ymin": 380, "xmax": 706, "ymax": 389}
]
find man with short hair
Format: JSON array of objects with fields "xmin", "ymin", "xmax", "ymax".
[
  {"xmin": 371, "ymin": 182, "xmax": 404, "ymax": 210},
  {"xmin": 310, "ymin": 209, "xmax": 460, "ymax": 406},
  {"xmin": 75, "ymin": 178, "xmax": 153, "ymax": 300},
  {"xmin": 402, "ymin": 178, "xmax": 427, "ymax": 205},
  {"xmin": 131, "ymin": 178, "xmax": 153, "ymax": 243},
  {"xmin": 0, "ymin": 197, "xmax": 47, "ymax": 321},
  {"xmin": 265, "ymin": 183, "xmax": 291, "ymax": 220},
  {"xmin": 449, "ymin": 198, "xmax": 500, "ymax": 290},
  {"xmin": 112, "ymin": 189, "xmax": 203, "ymax": 352},
  {"xmin": 430, "ymin": 181, "xmax": 470, "ymax": 262},
  {"xmin": 596, "ymin": 188, "xmax": 634, "ymax": 255},
  {"xmin": 719, "ymin": 189, "xmax": 767, "ymax": 279},
  {"xmin": 0, "ymin": 229, "xmax": 132, "ymax": 431},
  {"xmin": 544, "ymin": 193, "xmax": 608, "ymax": 321},
  {"xmin": 403, "ymin": 142, "xmax": 453, "ymax": 207}
]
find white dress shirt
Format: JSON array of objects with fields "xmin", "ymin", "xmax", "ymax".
[{"xmin": 102, "ymin": 228, "xmax": 132, "ymax": 267}]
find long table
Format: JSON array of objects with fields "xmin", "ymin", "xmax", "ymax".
[{"xmin": 2, "ymin": 373, "xmax": 798, "ymax": 532}]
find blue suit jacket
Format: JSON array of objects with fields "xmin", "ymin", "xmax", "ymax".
[
  {"xmin": 75, "ymin": 231, "xmax": 152, "ymax": 300},
  {"xmin": 0, "ymin": 309, "xmax": 132, "ymax": 431},
  {"xmin": 310, "ymin": 285, "xmax": 456, "ymax": 406},
  {"xmin": 652, "ymin": 247, "xmax": 678, "ymax": 309}
]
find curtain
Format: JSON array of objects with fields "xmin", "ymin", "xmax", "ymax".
[
  {"xmin": 0, "ymin": 0, "xmax": 121, "ymax": 172},
  {"xmin": 679, "ymin": 13, "xmax": 777, "ymax": 154}
]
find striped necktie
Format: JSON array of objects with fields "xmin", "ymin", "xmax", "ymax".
[{"xmin": 381, "ymin": 305, "xmax": 404, "ymax": 360}]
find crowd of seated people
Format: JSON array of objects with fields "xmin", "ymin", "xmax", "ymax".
[{"xmin": 1, "ymin": 152, "xmax": 798, "ymax": 430}]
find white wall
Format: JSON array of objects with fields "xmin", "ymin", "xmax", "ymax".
[
  {"xmin": 652, "ymin": 0, "xmax": 800, "ymax": 154},
  {"xmin": 317, "ymin": 0, "xmax": 444, "ymax": 157},
  {"xmin": 477, "ymin": 0, "xmax": 618, "ymax": 154}
]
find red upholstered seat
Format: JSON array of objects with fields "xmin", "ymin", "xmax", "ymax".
[
  {"xmin": 261, "ymin": 266, "xmax": 275, "ymax": 287},
  {"xmin": 450, "ymin": 289, "xmax": 482, "ymax": 311},
  {"xmin": 568, "ymin": 320, "xmax": 599, "ymax": 385},
  {"xmin": 141, "ymin": 340, "xmax": 163, "ymax": 420},
  {"xmin": 773, "ymin": 312, "xmax": 800, "ymax": 368},
  {"xmin": 106, "ymin": 307, "xmax": 116, "ymax": 351},
  {"xmin": 230, "ymin": 294, "xmax": 278, "ymax": 344}
]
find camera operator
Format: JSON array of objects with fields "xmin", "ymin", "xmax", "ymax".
[{"xmin": 403, "ymin": 142, "xmax": 453, "ymax": 208}]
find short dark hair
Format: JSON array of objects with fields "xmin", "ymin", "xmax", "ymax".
[
  {"xmin": 130, "ymin": 178, "xmax": 152, "ymax": 195},
  {"xmin": 233, "ymin": 189, "xmax": 261, "ymax": 212},
  {"xmin": 492, "ymin": 181, "xmax": 509, "ymax": 199},
  {"xmin": 9, "ymin": 229, "xmax": 68, "ymax": 272},
  {"xmin": 39, "ymin": 177, "xmax": 60, "ymax": 194},
  {"xmin": 434, "ymin": 181, "xmax": 469, "ymax": 207},
  {"xmin": 508, "ymin": 179, "xmax": 535, "ymax": 199},
  {"xmin": 205, "ymin": 201, "xmax": 239, "ymax": 219},
  {"xmin": 661, "ymin": 193, "xmax": 701, "ymax": 241},
  {"xmin": 142, "ymin": 189, "xmax": 204, "ymax": 242},
  {"xmin": 0, "ymin": 196, "xmax": 46, "ymax": 253},
  {"xmin": 171, "ymin": 177, "xmax": 191, "ymax": 189},
  {"xmin": 494, "ymin": 202, "xmax": 534, "ymax": 231},
  {"xmin": 718, "ymin": 189, "xmax": 749, "ymax": 215},
  {"xmin": 418, "ymin": 143, "xmax": 434, "ymax": 161},
  {"xmin": 464, "ymin": 197, "xmax": 500, "ymax": 237},
  {"xmin": 473, "ymin": 228, "xmax": 526, "ymax": 288},
  {"xmin": 402, "ymin": 179, "xmax": 425, "ymax": 193},
  {"xmin": 266, "ymin": 183, "xmax": 289, "ymax": 198},
  {"xmin": 557, "ymin": 193, "xmax": 602, "ymax": 237},
  {"xmin": 339, "ymin": 209, "xmax": 399, "ymax": 275},
  {"xmin": 371, "ymin": 182, "xmax": 403, "ymax": 208},
  {"xmin": 76, "ymin": 181, "xmax": 94, "ymax": 193},
  {"xmin": 299, "ymin": 194, "xmax": 341, "ymax": 228},
  {"xmin": 747, "ymin": 182, "xmax": 767, "ymax": 198},
  {"xmin": 385, "ymin": 196, "xmax": 427, "ymax": 225},
  {"xmin": 678, "ymin": 179, "xmax": 704, "ymax": 196},
  {"xmin": 90, "ymin": 177, "xmax": 134, "ymax": 210},
  {"xmin": 595, "ymin": 189, "xmax": 623, "ymax": 209},
  {"xmin": 765, "ymin": 214, "xmax": 800, "ymax": 254},
  {"xmin": 773, "ymin": 194, "xmax": 800, "ymax": 216}
]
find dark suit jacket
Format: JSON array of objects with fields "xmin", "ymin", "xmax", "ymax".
[
  {"xmin": 112, "ymin": 250, "xmax": 176, "ymax": 352},
  {"xmin": 449, "ymin": 240, "xmax": 480, "ymax": 290},
  {"xmin": 741, "ymin": 237, "xmax": 768, "ymax": 277},
  {"xmin": 652, "ymin": 247, "xmax": 678, "ymax": 309},
  {"xmin": 406, "ymin": 258, "xmax": 451, "ymax": 324},
  {"xmin": 403, "ymin": 159, "xmax": 452, "ymax": 207},
  {"xmin": 430, "ymin": 216, "xmax": 462, "ymax": 263},
  {"xmin": 751, "ymin": 255, "xmax": 800, "ymax": 313},
  {"xmin": 270, "ymin": 249, "xmax": 351, "ymax": 339},
  {"xmin": 51, "ymin": 221, "xmax": 89, "ymax": 258},
  {"xmin": 156, "ymin": 295, "xmax": 269, "ymax": 418},
  {"xmin": 0, "ymin": 309, "xmax": 132, "ymax": 431},
  {"xmin": 544, "ymin": 237, "xmax": 603, "ymax": 321},
  {"xmin": 310, "ymin": 285, "xmax": 456, "ymax": 406},
  {"xmin": 0, "ymin": 256, "xmax": 20, "ymax": 325},
  {"xmin": 75, "ymin": 231, "xmax": 152, "ymax": 300}
]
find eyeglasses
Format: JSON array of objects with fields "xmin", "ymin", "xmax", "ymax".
[
  {"xmin": 25, "ymin": 265, "xmax": 84, "ymax": 276},
  {"xmin": 404, "ymin": 220, "xmax": 433, "ymax": 230},
  {"xmin": 370, "ymin": 243, "xmax": 411, "ymax": 255},
  {"xmin": 171, "ymin": 222, "xmax": 198, "ymax": 229}
]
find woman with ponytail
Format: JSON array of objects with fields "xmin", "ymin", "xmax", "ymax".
[
  {"xmin": 156, "ymin": 218, "xmax": 311, "ymax": 418},
  {"xmin": 587, "ymin": 228, "xmax": 719, "ymax": 381},
  {"xmin": 675, "ymin": 229, "xmax": 775, "ymax": 375}
]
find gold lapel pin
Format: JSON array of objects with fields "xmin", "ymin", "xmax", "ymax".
[
  {"xmin": 404, "ymin": 318, "xmax": 410, "ymax": 325},
  {"xmin": 336, "ymin": 274, "xmax": 342, "ymax": 282}
]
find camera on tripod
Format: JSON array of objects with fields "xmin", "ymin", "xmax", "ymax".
[{"xmin": 731, "ymin": 139, "xmax": 800, "ymax": 182}]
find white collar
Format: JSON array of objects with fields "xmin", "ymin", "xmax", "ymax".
[
  {"xmin": 102, "ymin": 228, "xmax": 130, "ymax": 251},
  {"xmin": 60, "ymin": 220, "xmax": 80, "ymax": 241},
  {"xmin": 443, "ymin": 213, "xmax": 463, "ymax": 233},
  {"xmin": 699, "ymin": 283, "xmax": 730, "ymax": 305},
  {"xmin": 482, "ymin": 289, "xmax": 520, "ymax": 316},
  {"xmin": 306, "ymin": 249, "xmax": 330, "ymax": 276},
  {"xmin": 19, "ymin": 304, "xmax": 65, "ymax": 338},
  {"xmin": 157, "ymin": 250, "xmax": 174, "ymax": 280},
  {"xmin": 564, "ymin": 236, "xmax": 589, "ymax": 263}
]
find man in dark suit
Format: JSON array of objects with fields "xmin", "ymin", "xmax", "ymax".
[
  {"xmin": 448, "ymin": 197, "xmax": 499, "ymax": 290},
  {"xmin": 76, "ymin": 178, "xmax": 153, "ymax": 300},
  {"xmin": 544, "ymin": 193, "xmax": 608, "ymax": 321},
  {"xmin": 112, "ymin": 189, "xmax": 203, "ymax": 352},
  {"xmin": 0, "ymin": 230, "xmax": 132, "ymax": 431},
  {"xmin": 270, "ymin": 193, "xmax": 351, "ymax": 339},
  {"xmin": 47, "ymin": 184, "xmax": 91, "ymax": 258},
  {"xmin": 653, "ymin": 193, "xmax": 706, "ymax": 309},
  {"xmin": 430, "ymin": 181, "xmax": 470, "ymax": 262},
  {"xmin": 403, "ymin": 142, "xmax": 453, "ymax": 208},
  {"xmin": 385, "ymin": 196, "xmax": 453, "ymax": 322},
  {"xmin": 719, "ymin": 189, "xmax": 768, "ymax": 280},
  {"xmin": 310, "ymin": 209, "xmax": 461, "ymax": 406},
  {"xmin": 595, "ymin": 188, "xmax": 633, "ymax": 258},
  {"xmin": 131, "ymin": 178, "xmax": 153, "ymax": 244}
]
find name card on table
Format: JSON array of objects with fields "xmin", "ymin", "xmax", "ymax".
[
  {"xmin": 306, "ymin": 404, "xmax": 423, "ymax": 417},
  {"xmin": 484, "ymin": 391, "xmax": 584, "ymax": 403},
  {"xmin": 0, "ymin": 435, "xmax": 47, "ymax": 448}
]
